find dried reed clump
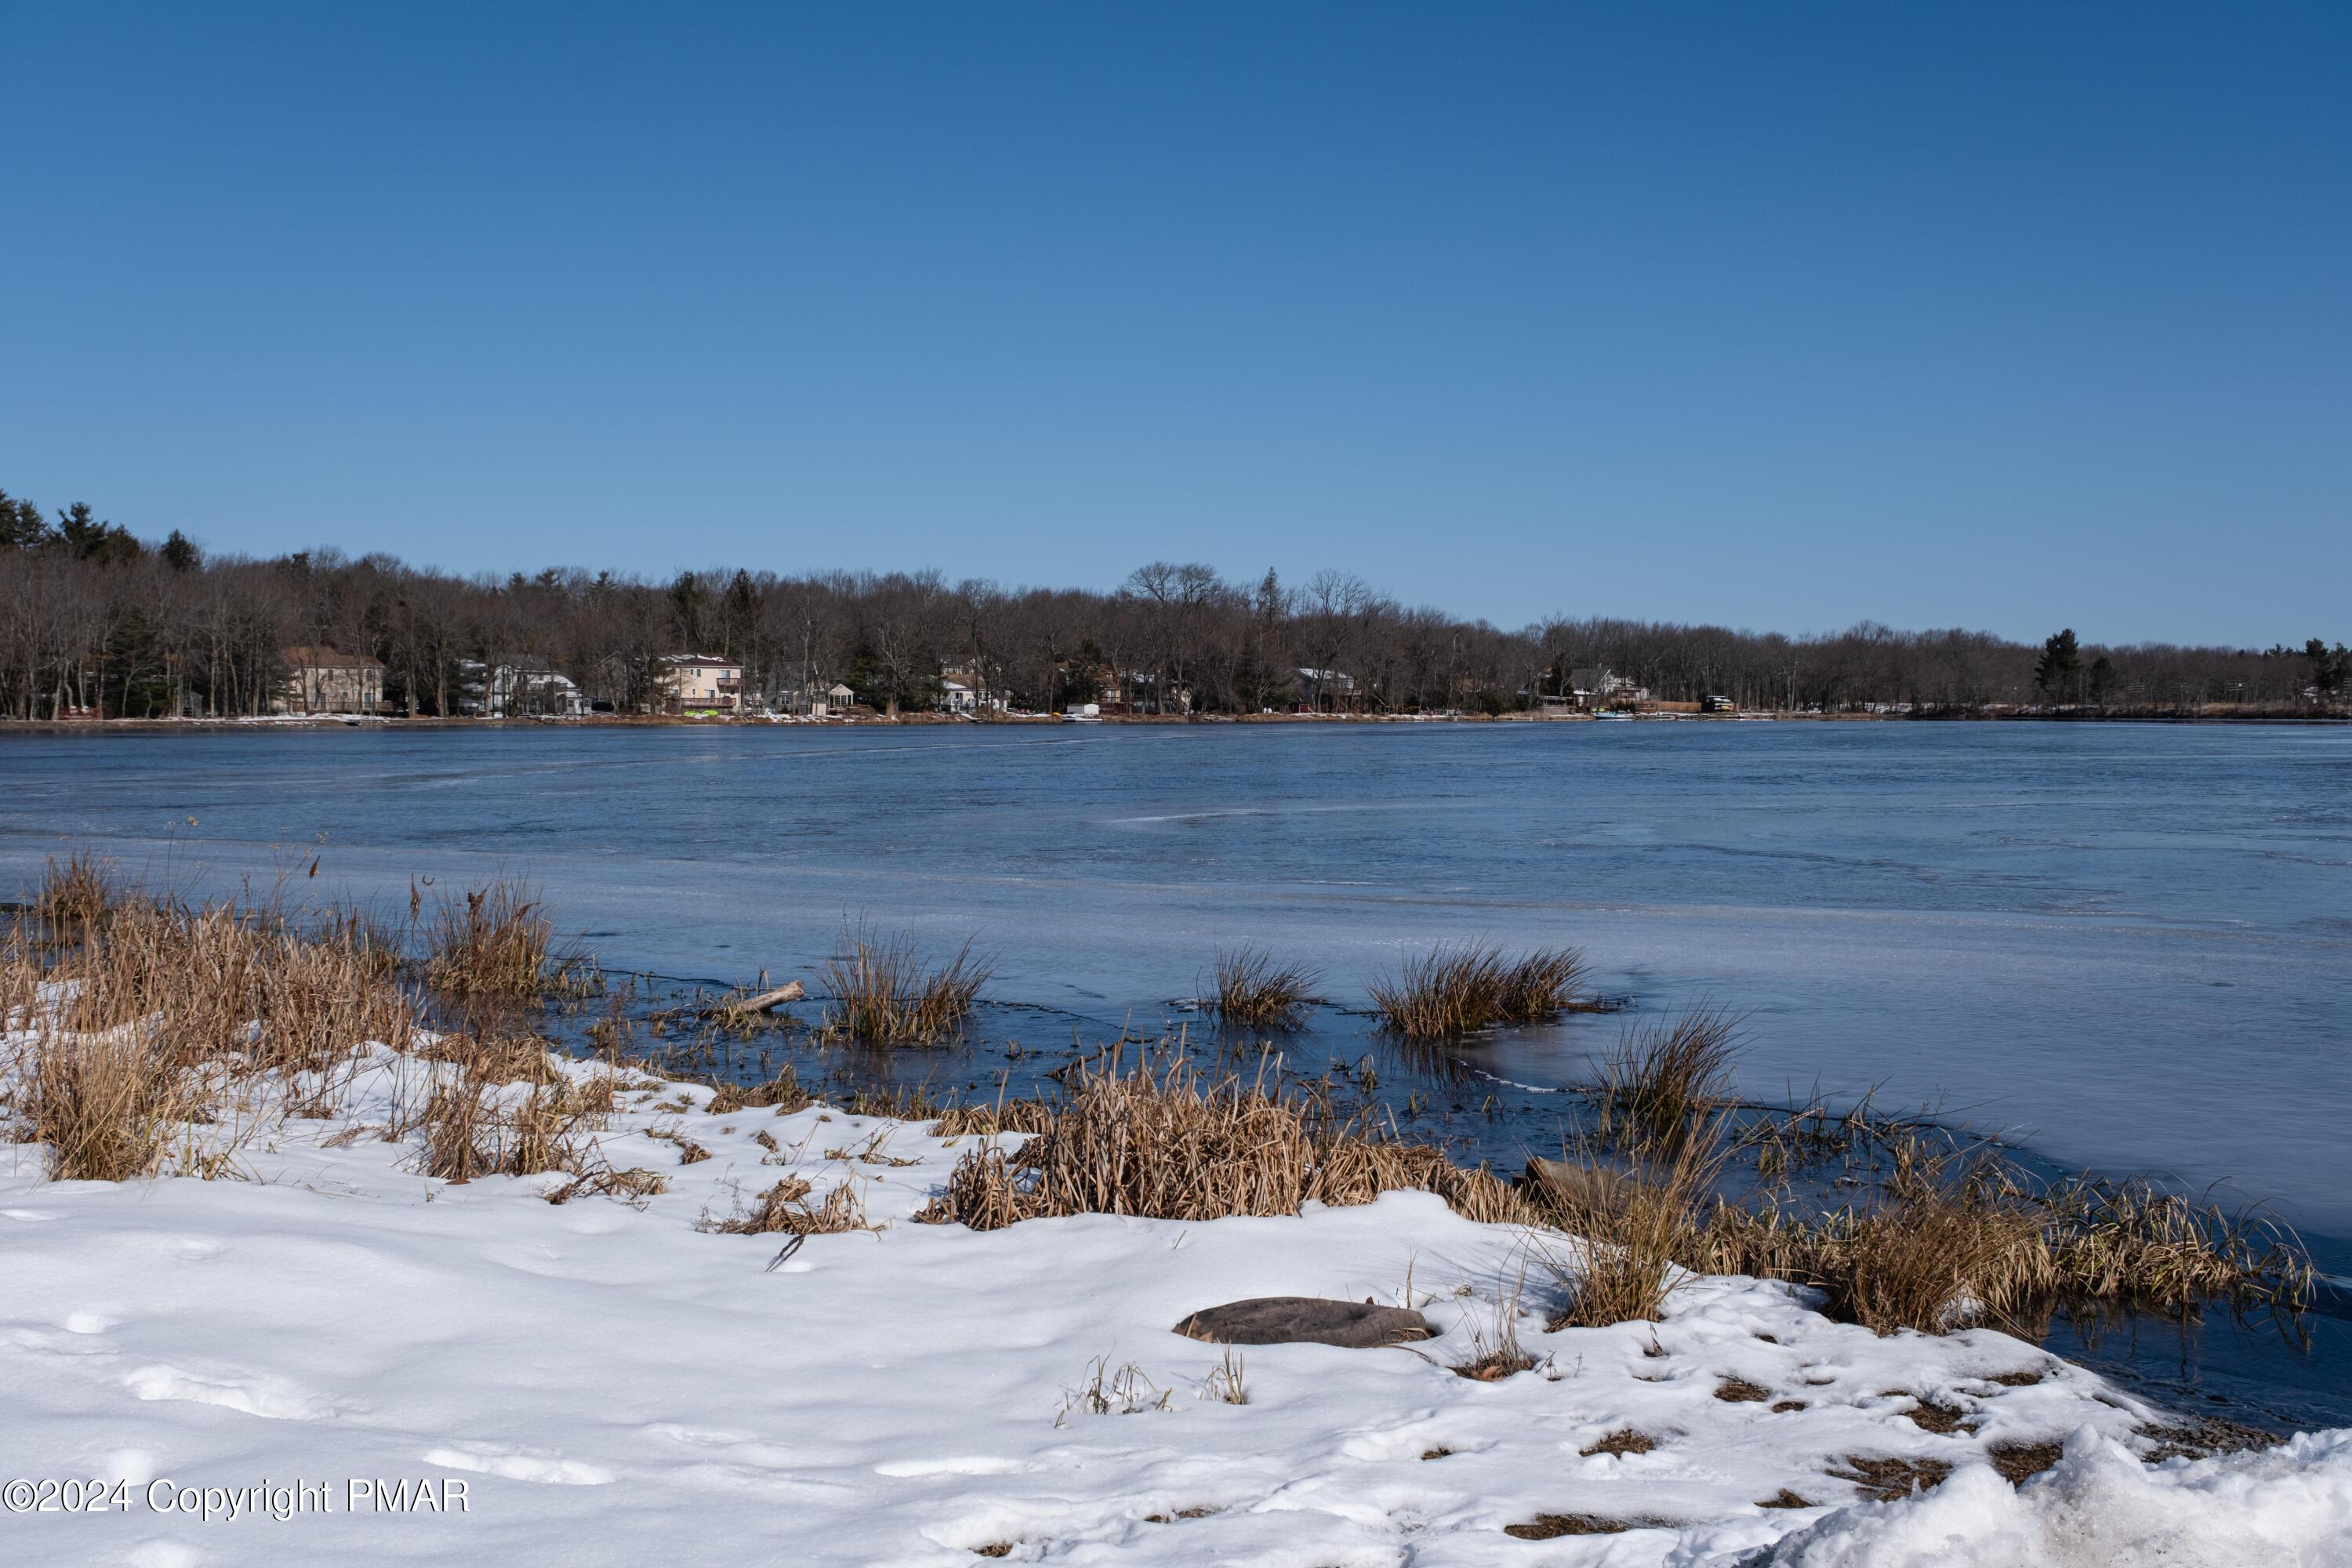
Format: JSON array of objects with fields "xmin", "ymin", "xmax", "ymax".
[
  {"xmin": 31, "ymin": 852, "xmax": 117, "ymax": 933},
  {"xmin": 423, "ymin": 881, "xmax": 568, "ymax": 1000},
  {"xmin": 1369, "ymin": 943, "xmax": 1594, "ymax": 1040},
  {"xmin": 1593, "ymin": 1007, "xmax": 1743, "ymax": 1154},
  {"xmin": 707, "ymin": 1067, "xmax": 815, "ymax": 1115},
  {"xmin": 1535, "ymin": 1123, "xmax": 1733, "ymax": 1328},
  {"xmin": 413, "ymin": 1029, "xmax": 561, "ymax": 1086},
  {"xmin": 925, "ymin": 1051, "xmax": 1534, "ymax": 1230},
  {"xmin": 16, "ymin": 1024, "xmax": 183, "ymax": 1181},
  {"xmin": 1206, "ymin": 948, "xmax": 1319, "ymax": 1029},
  {"xmin": 818, "ymin": 929, "xmax": 989, "ymax": 1045},
  {"xmin": 3, "ymin": 887, "xmax": 426, "ymax": 1179},
  {"xmin": 416, "ymin": 1076, "xmax": 604, "ymax": 1182},
  {"xmin": 2026, "ymin": 1178, "xmax": 2312, "ymax": 1320},
  {"xmin": 930, "ymin": 1098, "xmax": 1057, "ymax": 1138},
  {"xmin": 1690, "ymin": 1138, "xmax": 2314, "ymax": 1337},
  {"xmin": 699, "ymin": 1176, "xmax": 876, "ymax": 1236}
]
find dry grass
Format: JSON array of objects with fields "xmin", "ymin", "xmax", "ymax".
[
  {"xmin": 3, "ymin": 889, "xmax": 424, "ymax": 1179},
  {"xmin": 818, "ymin": 928, "xmax": 989, "ymax": 1045},
  {"xmin": 416, "ymin": 1076, "xmax": 602, "ymax": 1182},
  {"xmin": 1369, "ymin": 943, "xmax": 1594, "ymax": 1039},
  {"xmin": 708, "ymin": 1067, "xmax": 815, "ymax": 1115},
  {"xmin": 423, "ymin": 880, "xmax": 572, "ymax": 1000},
  {"xmin": 1205, "ymin": 947, "xmax": 1319, "ymax": 1029},
  {"xmin": 31, "ymin": 852, "xmax": 116, "ymax": 933},
  {"xmin": 921, "ymin": 1051, "xmax": 1532, "ymax": 1230},
  {"xmin": 1536, "ymin": 1124, "xmax": 1733, "ymax": 1327},
  {"xmin": 931, "ymin": 1098, "xmax": 1058, "ymax": 1138},
  {"xmin": 1691, "ymin": 1131, "xmax": 2316, "ymax": 1336},
  {"xmin": 1592, "ymin": 1007, "xmax": 1742, "ymax": 1154},
  {"xmin": 16, "ymin": 1021, "xmax": 184, "ymax": 1181},
  {"xmin": 699, "ymin": 1176, "xmax": 877, "ymax": 1236}
]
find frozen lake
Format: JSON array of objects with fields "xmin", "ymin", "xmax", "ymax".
[{"xmin": 4, "ymin": 720, "xmax": 2347, "ymax": 1263}]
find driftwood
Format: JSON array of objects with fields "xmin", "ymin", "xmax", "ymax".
[
  {"xmin": 703, "ymin": 980, "xmax": 804, "ymax": 1018},
  {"xmin": 1525, "ymin": 1155, "xmax": 1637, "ymax": 1220}
]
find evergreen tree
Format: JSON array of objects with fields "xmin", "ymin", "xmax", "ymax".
[
  {"xmin": 161, "ymin": 530, "xmax": 200, "ymax": 572},
  {"xmin": 2034, "ymin": 628, "xmax": 2082, "ymax": 698},
  {"xmin": 0, "ymin": 488, "xmax": 54, "ymax": 550}
]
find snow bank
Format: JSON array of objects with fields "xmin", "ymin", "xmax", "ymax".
[
  {"xmin": 2, "ymin": 1047, "xmax": 2345, "ymax": 1566},
  {"xmin": 1737, "ymin": 1426, "xmax": 2352, "ymax": 1568}
]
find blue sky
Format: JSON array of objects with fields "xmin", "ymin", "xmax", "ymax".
[{"xmin": 2, "ymin": 2, "xmax": 2344, "ymax": 644}]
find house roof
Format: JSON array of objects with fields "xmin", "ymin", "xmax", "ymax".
[
  {"xmin": 660, "ymin": 653, "xmax": 737, "ymax": 668},
  {"xmin": 828, "ymin": 683, "xmax": 855, "ymax": 697},
  {"xmin": 283, "ymin": 646, "xmax": 384, "ymax": 671}
]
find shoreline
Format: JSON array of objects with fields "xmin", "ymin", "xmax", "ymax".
[{"xmin": 3, "ymin": 709, "xmax": 2347, "ymax": 733}]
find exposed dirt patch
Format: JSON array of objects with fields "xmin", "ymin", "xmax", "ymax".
[
  {"xmin": 1715, "ymin": 1377, "xmax": 1772, "ymax": 1403},
  {"xmin": 1988, "ymin": 1440, "xmax": 2066, "ymax": 1484},
  {"xmin": 1905, "ymin": 1399, "xmax": 1970, "ymax": 1435},
  {"xmin": 2137, "ymin": 1414, "xmax": 2284, "ymax": 1463},
  {"xmin": 1757, "ymin": 1489, "xmax": 1813, "ymax": 1509},
  {"xmin": 1987, "ymin": 1368, "xmax": 2046, "ymax": 1387},
  {"xmin": 1830, "ymin": 1455, "xmax": 1954, "ymax": 1502},
  {"xmin": 1579, "ymin": 1428, "xmax": 1656, "ymax": 1457},
  {"xmin": 1770, "ymin": 1399, "xmax": 1806, "ymax": 1413},
  {"xmin": 1504, "ymin": 1514, "xmax": 1675, "ymax": 1538}
]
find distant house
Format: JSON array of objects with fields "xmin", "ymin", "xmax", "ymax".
[
  {"xmin": 939, "ymin": 669, "xmax": 1009, "ymax": 715},
  {"xmin": 1294, "ymin": 667, "xmax": 1357, "ymax": 710},
  {"xmin": 458, "ymin": 656, "xmax": 583, "ymax": 717},
  {"xmin": 827, "ymin": 682, "xmax": 855, "ymax": 714},
  {"xmin": 659, "ymin": 654, "xmax": 742, "ymax": 714},
  {"xmin": 1569, "ymin": 667, "xmax": 1649, "ymax": 708},
  {"xmin": 276, "ymin": 646, "xmax": 384, "ymax": 715}
]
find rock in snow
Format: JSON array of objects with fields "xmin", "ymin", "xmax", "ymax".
[
  {"xmin": 1174, "ymin": 1296, "xmax": 1436, "ymax": 1348},
  {"xmin": 2, "ymin": 1045, "xmax": 2348, "ymax": 1566}
]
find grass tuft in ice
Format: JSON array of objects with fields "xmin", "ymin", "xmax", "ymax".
[
  {"xmin": 1204, "ymin": 947, "xmax": 1319, "ymax": 1029},
  {"xmin": 423, "ymin": 880, "xmax": 582, "ymax": 1000},
  {"xmin": 817, "ymin": 926, "xmax": 989, "ymax": 1045},
  {"xmin": 1368, "ymin": 942, "xmax": 1597, "ymax": 1040}
]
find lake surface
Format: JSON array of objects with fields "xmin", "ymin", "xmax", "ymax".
[{"xmin": 5, "ymin": 720, "xmax": 2348, "ymax": 1420}]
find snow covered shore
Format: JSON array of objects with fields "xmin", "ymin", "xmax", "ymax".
[{"xmin": 5, "ymin": 1048, "xmax": 2349, "ymax": 1566}]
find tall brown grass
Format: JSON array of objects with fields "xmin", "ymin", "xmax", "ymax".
[
  {"xmin": 1206, "ymin": 948, "xmax": 1319, "ymax": 1029},
  {"xmin": 1690, "ymin": 1136, "xmax": 2314, "ymax": 1336},
  {"xmin": 818, "ymin": 928, "xmax": 989, "ymax": 1044},
  {"xmin": 1535, "ymin": 1122, "xmax": 1733, "ymax": 1327},
  {"xmin": 1592, "ymin": 1007, "xmax": 1742, "ymax": 1154},
  {"xmin": 424, "ymin": 881, "xmax": 568, "ymax": 1000},
  {"xmin": 921, "ymin": 1051, "xmax": 1530, "ymax": 1229},
  {"xmin": 31, "ymin": 852, "xmax": 116, "ymax": 933},
  {"xmin": 3, "ymin": 885, "xmax": 421, "ymax": 1180},
  {"xmin": 1369, "ymin": 943, "xmax": 1594, "ymax": 1039}
]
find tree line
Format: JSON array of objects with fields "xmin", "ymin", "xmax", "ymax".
[{"xmin": 1, "ymin": 485, "xmax": 2343, "ymax": 720}]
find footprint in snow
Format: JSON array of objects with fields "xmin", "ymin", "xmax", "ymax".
[
  {"xmin": 422, "ymin": 1445, "xmax": 615, "ymax": 1486},
  {"xmin": 875, "ymin": 1457, "xmax": 1029, "ymax": 1478},
  {"xmin": 124, "ymin": 1364, "xmax": 339, "ymax": 1421}
]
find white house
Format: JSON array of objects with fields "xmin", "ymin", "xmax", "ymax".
[
  {"xmin": 659, "ymin": 653, "xmax": 742, "ymax": 714},
  {"xmin": 458, "ymin": 656, "xmax": 583, "ymax": 717}
]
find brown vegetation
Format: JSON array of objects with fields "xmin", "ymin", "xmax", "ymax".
[
  {"xmin": 1369, "ymin": 943, "xmax": 1596, "ymax": 1040},
  {"xmin": 918, "ymin": 1051, "xmax": 1530, "ymax": 1230},
  {"xmin": 818, "ymin": 929, "xmax": 989, "ymax": 1045},
  {"xmin": 1205, "ymin": 947, "xmax": 1319, "ymax": 1029},
  {"xmin": 424, "ymin": 881, "xmax": 572, "ymax": 1000}
]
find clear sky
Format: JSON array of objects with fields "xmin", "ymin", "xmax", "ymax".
[{"xmin": 2, "ymin": 2, "xmax": 2344, "ymax": 644}]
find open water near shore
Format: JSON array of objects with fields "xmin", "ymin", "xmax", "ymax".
[{"xmin": 4, "ymin": 720, "xmax": 2347, "ymax": 1426}]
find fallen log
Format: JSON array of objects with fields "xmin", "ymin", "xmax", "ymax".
[{"xmin": 703, "ymin": 980, "xmax": 804, "ymax": 1018}]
